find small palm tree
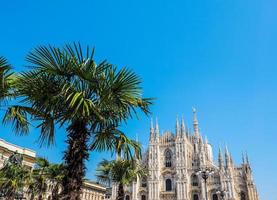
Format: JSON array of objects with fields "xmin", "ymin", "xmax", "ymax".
[
  {"xmin": 0, "ymin": 152, "xmax": 30, "ymax": 200},
  {"xmin": 96, "ymin": 159, "xmax": 147, "ymax": 200},
  {"xmin": 27, "ymin": 158, "xmax": 65, "ymax": 200},
  {"xmin": 27, "ymin": 157, "xmax": 50, "ymax": 200},
  {"xmin": 4, "ymin": 43, "xmax": 152, "ymax": 199},
  {"xmin": 47, "ymin": 163, "xmax": 65, "ymax": 200}
]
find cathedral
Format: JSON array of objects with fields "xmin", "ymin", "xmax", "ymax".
[{"xmin": 111, "ymin": 109, "xmax": 259, "ymax": 200}]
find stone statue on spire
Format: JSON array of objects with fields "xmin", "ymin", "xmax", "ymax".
[{"xmin": 193, "ymin": 107, "xmax": 200, "ymax": 138}]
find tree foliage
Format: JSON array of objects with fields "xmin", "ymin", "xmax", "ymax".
[
  {"xmin": 96, "ymin": 158, "xmax": 147, "ymax": 200},
  {"xmin": 3, "ymin": 43, "xmax": 153, "ymax": 199}
]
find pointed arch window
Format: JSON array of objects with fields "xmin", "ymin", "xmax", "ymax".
[
  {"xmin": 165, "ymin": 179, "xmax": 172, "ymax": 191},
  {"xmin": 141, "ymin": 177, "xmax": 147, "ymax": 187},
  {"xmin": 240, "ymin": 192, "xmax": 246, "ymax": 200},
  {"xmin": 141, "ymin": 195, "xmax": 146, "ymax": 200},
  {"xmin": 193, "ymin": 194, "xmax": 199, "ymax": 200},
  {"xmin": 165, "ymin": 149, "xmax": 172, "ymax": 167},
  {"xmin": 126, "ymin": 195, "xmax": 130, "ymax": 200},
  {"xmin": 212, "ymin": 194, "xmax": 218, "ymax": 200}
]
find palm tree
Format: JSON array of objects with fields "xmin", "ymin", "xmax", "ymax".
[
  {"xmin": 4, "ymin": 43, "xmax": 152, "ymax": 199},
  {"xmin": 47, "ymin": 163, "xmax": 65, "ymax": 200},
  {"xmin": 0, "ymin": 56, "xmax": 14, "ymax": 107},
  {"xmin": 96, "ymin": 159, "xmax": 147, "ymax": 200},
  {"xmin": 27, "ymin": 158, "xmax": 65, "ymax": 200},
  {"xmin": 0, "ymin": 152, "xmax": 30, "ymax": 200},
  {"xmin": 27, "ymin": 157, "xmax": 51, "ymax": 200}
]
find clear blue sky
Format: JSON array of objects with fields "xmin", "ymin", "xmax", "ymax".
[{"xmin": 0, "ymin": 0, "xmax": 276, "ymax": 199}]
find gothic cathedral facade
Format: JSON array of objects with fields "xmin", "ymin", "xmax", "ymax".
[{"xmin": 111, "ymin": 109, "xmax": 259, "ymax": 200}]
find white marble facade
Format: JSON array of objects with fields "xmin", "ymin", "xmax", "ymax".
[{"xmin": 111, "ymin": 109, "xmax": 259, "ymax": 200}]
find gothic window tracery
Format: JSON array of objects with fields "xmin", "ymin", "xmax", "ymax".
[
  {"xmin": 165, "ymin": 179, "xmax": 172, "ymax": 191},
  {"xmin": 165, "ymin": 149, "xmax": 172, "ymax": 167},
  {"xmin": 125, "ymin": 195, "xmax": 130, "ymax": 200}
]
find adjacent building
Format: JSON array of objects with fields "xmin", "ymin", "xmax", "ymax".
[
  {"xmin": 0, "ymin": 138, "xmax": 107, "ymax": 200},
  {"xmin": 111, "ymin": 109, "xmax": 259, "ymax": 200}
]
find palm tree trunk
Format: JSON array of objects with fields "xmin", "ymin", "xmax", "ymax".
[
  {"xmin": 116, "ymin": 183, "xmax": 125, "ymax": 200},
  {"xmin": 61, "ymin": 120, "xmax": 89, "ymax": 200}
]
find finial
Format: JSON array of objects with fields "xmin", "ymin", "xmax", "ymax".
[
  {"xmin": 150, "ymin": 117, "xmax": 154, "ymax": 141},
  {"xmin": 150, "ymin": 117, "xmax": 154, "ymax": 130},
  {"xmin": 246, "ymin": 151, "xmax": 250, "ymax": 164},
  {"xmin": 155, "ymin": 117, "xmax": 159, "ymax": 139},
  {"xmin": 230, "ymin": 153, "xmax": 234, "ymax": 166},
  {"xmin": 181, "ymin": 115, "xmax": 185, "ymax": 137},
  {"xmin": 176, "ymin": 115, "xmax": 180, "ymax": 137},
  {"xmin": 218, "ymin": 146, "xmax": 224, "ymax": 169},
  {"xmin": 192, "ymin": 107, "xmax": 198, "ymax": 123},
  {"xmin": 192, "ymin": 107, "xmax": 200, "ymax": 138},
  {"xmin": 225, "ymin": 145, "xmax": 229, "ymax": 157},
  {"xmin": 225, "ymin": 145, "xmax": 231, "ymax": 168},
  {"xmin": 205, "ymin": 136, "xmax": 208, "ymax": 144},
  {"xmin": 242, "ymin": 152, "xmax": 245, "ymax": 164},
  {"xmin": 219, "ymin": 146, "xmax": 223, "ymax": 157}
]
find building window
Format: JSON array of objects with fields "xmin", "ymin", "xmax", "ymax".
[
  {"xmin": 141, "ymin": 177, "xmax": 147, "ymax": 187},
  {"xmin": 165, "ymin": 179, "xmax": 172, "ymax": 191},
  {"xmin": 240, "ymin": 192, "xmax": 246, "ymax": 200},
  {"xmin": 126, "ymin": 195, "xmax": 130, "ymax": 200},
  {"xmin": 191, "ymin": 175, "xmax": 199, "ymax": 186},
  {"xmin": 165, "ymin": 149, "xmax": 172, "ymax": 167},
  {"xmin": 212, "ymin": 194, "xmax": 218, "ymax": 200},
  {"xmin": 193, "ymin": 194, "xmax": 199, "ymax": 200},
  {"xmin": 141, "ymin": 195, "xmax": 146, "ymax": 200}
]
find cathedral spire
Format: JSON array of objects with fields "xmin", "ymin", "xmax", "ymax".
[
  {"xmin": 181, "ymin": 115, "xmax": 185, "ymax": 137},
  {"xmin": 150, "ymin": 118, "xmax": 154, "ymax": 141},
  {"xmin": 193, "ymin": 107, "xmax": 200, "ymax": 138},
  {"xmin": 218, "ymin": 146, "xmax": 224, "ymax": 170},
  {"xmin": 242, "ymin": 152, "xmax": 245, "ymax": 165},
  {"xmin": 205, "ymin": 136, "xmax": 208, "ymax": 145},
  {"xmin": 176, "ymin": 115, "xmax": 180, "ymax": 137},
  {"xmin": 246, "ymin": 152, "xmax": 250, "ymax": 165},
  {"xmin": 155, "ymin": 117, "xmax": 159, "ymax": 140},
  {"xmin": 230, "ymin": 153, "xmax": 234, "ymax": 167},
  {"xmin": 225, "ymin": 145, "xmax": 231, "ymax": 168},
  {"xmin": 185, "ymin": 123, "xmax": 189, "ymax": 138}
]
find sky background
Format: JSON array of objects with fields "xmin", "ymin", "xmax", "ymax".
[{"xmin": 0, "ymin": 0, "xmax": 276, "ymax": 199}]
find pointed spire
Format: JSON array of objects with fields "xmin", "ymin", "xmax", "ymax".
[
  {"xmin": 242, "ymin": 152, "xmax": 245, "ymax": 165},
  {"xmin": 225, "ymin": 145, "xmax": 231, "ymax": 168},
  {"xmin": 150, "ymin": 118, "xmax": 154, "ymax": 141},
  {"xmin": 225, "ymin": 145, "xmax": 229, "ymax": 158},
  {"xmin": 200, "ymin": 135, "xmax": 203, "ymax": 144},
  {"xmin": 155, "ymin": 117, "xmax": 159, "ymax": 140},
  {"xmin": 218, "ymin": 146, "xmax": 224, "ymax": 170},
  {"xmin": 185, "ymin": 123, "xmax": 189, "ymax": 138},
  {"xmin": 181, "ymin": 115, "xmax": 185, "ymax": 136},
  {"xmin": 246, "ymin": 152, "xmax": 250, "ymax": 165},
  {"xmin": 176, "ymin": 115, "xmax": 180, "ymax": 137},
  {"xmin": 192, "ymin": 107, "xmax": 200, "ymax": 138},
  {"xmin": 230, "ymin": 153, "xmax": 234, "ymax": 166},
  {"xmin": 205, "ymin": 136, "xmax": 208, "ymax": 145}
]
